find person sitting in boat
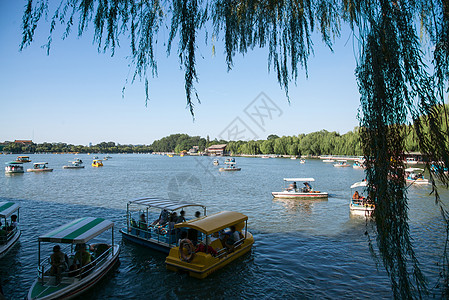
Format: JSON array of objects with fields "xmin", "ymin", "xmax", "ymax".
[
  {"xmin": 50, "ymin": 245, "xmax": 67, "ymax": 283},
  {"xmin": 224, "ymin": 226, "xmax": 243, "ymax": 252},
  {"xmin": 287, "ymin": 182, "xmax": 297, "ymax": 192},
  {"xmin": 138, "ymin": 213, "xmax": 147, "ymax": 229},
  {"xmin": 302, "ymin": 182, "xmax": 312, "ymax": 193},
  {"xmin": 196, "ymin": 237, "xmax": 218, "ymax": 257},
  {"xmin": 176, "ymin": 210, "xmax": 186, "ymax": 223},
  {"xmin": 353, "ymin": 191, "xmax": 360, "ymax": 200},
  {"xmin": 70, "ymin": 243, "xmax": 92, "ymax": 273},
  {"xmin": 194, "ymin": 211, "xmax": 201, "ymax": 219},
  {"xmin": 152, "ymin": 209, "xmax": 169, "ymax": 226}
]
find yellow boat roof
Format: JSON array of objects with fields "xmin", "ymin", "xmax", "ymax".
[{"xmin": 175, "ymin": 211, "xmax": 248, "ymax": 235}]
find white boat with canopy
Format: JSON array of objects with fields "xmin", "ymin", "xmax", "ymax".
[
  {"xmin": 405, "ymin": 168, "xmax": 430, "ymax": 185},
  {"xmin": 63, "ymin": 158, "xmax": 84, "ymax": 169},
  {"xmin": 27, "ymin": 162, "xmax": 53, "ymax": 172},
  {"xmin": 0, "ymin": 202, "xmax": 21, "ymax": 258},
  {"xmin": 5, "ymin": 161, "xmax": 24, "ymax": 174},
  {"xmin": 350, "ymin": 180, "xmax": 375, "ymax": 216},
  {"xmin": 27, "ymin": 217, "xmax": 120, "ymax": 300},
  {"xmin": 120, "ymin": 197, "xmax": 206, "ymax": 253},
  {"xmin": 333, "ymin": 160, "xmax": 350, "ymax": 167},
  {"xmin": 272, "ymin": 178, "xmax": 328, "ymax": 199}
]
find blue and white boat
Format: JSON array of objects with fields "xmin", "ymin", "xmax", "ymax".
[
  {"xmin": 0, "ymin": 202, "xmax": 21, "ymax": 258},
  {"xmin": 27, "ymin": 217, "xmax": 120, "ymax": 299},
  {"xmin": 350, "ymin": 181, "xmax": 375, "ymax": 217},
  {"xmin": 120, "ymin": 197, "xmax": 206, "ymax": 253}
]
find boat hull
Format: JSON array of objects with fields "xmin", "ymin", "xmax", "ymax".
[
  {"xmin": 120, "ymin": 228, "xmax": 173, "ymax": 254},
  {"xmin": 27, "ymin": 169, "xmax": 53, "ymax": 172},
  {"xmin": 219, "ymin": 168, "xmax": 241, "ymax": 172},
  {"xmin": 166, "ymin": 232, "xmax": 254, "ymax": 279},
  {"xmin": 406, "ymin": 179, "xmax": 430, "ymax": 185},
  {"xmin": 27, "ymin": 244, "xmax": 120, "ymax": 300},
  {"xmin": 271, "ymin": 191, "xmax": 328, "ymax": 199},
  {"xmin": 0, "ymin": 229, "xmax": 21, "ymax": 258},
  {"xmin": 62, "ymin": 166, "xmax": 84, "ymax": 169}
]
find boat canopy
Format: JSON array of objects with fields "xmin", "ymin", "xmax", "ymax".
[
  {"xmin": 38, "ymin": 217, "xmax": 114, "ymax": 244},
  {"xmin": 283, "ymin": 178, "xmax": 315, "ymax": 182},
  {"xmin": 127, "ymin": 197, "xmax": 206, "ymax": 212},
  {"xmin": 350, "ymin": 181, "xmax": 368, "ymax": 189},
  {"xmin": 175, "ymin": 211, "xmax": 248, "ymax": 235},
  {"xmin": 5, "ymin": 161, "xmax": 23, "ymax": 165},
  {"xmin": 33, "ymin": 162, "xmax": 48, "ymax": 165},
  {"xmin": 0, "ymin": 202, "xmax": 20, "ymax": 218},
  {"xmin": 405, "ymin": 167, "xmax": 424, "ymax": 172}
]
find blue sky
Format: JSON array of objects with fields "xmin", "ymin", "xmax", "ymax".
[{"xmin": 0, "ymin": 1, "xmax": 361, "ymax": 145}]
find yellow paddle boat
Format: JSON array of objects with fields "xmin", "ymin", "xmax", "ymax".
[
  {"xmin": 15, "ymin": 156, "xmax": 31, "ymax": 163},
  {"xmin": 92, "ymin": 159, "xmax": 103, "ymax": 167},
  {"xmin": 165, "ymin": 211, "xmax": 254, "ymax": 279}
]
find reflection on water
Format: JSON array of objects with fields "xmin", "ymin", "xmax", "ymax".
[{"xmin": 0, "ymin": 154, "xmax": 447, "ymax": 298}]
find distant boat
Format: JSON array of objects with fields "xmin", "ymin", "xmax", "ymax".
[
  {"xmin": 299, "ymin": 159, "xmax": 306, "ymax": 164},
  {"xmin": 92, "ymin": 159, "xmax": 103, "ymax": 167},
  {"xmin": 63, "ymin": 158, "xmax": 84, "ymax": 169},
  {"xmin": 405, "ymin": 168, "xmax": 430, "ymax": 185},
  {"xmin": 272, "ymin": 178, "xmax": 328, "ymax": 199},
  {"xmin": 15, "ymin": 156, "xmax": 31, "ymax": 163},
  {"xmin": 5, "ymin": 162, "xmax": 24, "ymax": 174},
  {"xmin": 27, "ymin": 162, "xmax": 53, "ymax": 172},
  {"xmin": 334, "ymin": 160, "xmax": 350, "ymax": 167}
]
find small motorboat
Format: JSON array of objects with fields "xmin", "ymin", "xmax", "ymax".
[
  {"xmin": 5, "ymin": 162, "xmax": 24, "ymax": 174},
  {"xmin": 334, "ymin": 160, "xmax": 350, "ymax": 167},
  {"xmin": 0, "ymin": 202, "xmax": 21, "ymax": 258},
  {"xmin": 405, "ymin": 157, "xmax": 419, "ymax": 165},
  {"xmin": 15, "ymin": 156, "xmax": 31, "ymax": 163},
  {"xmin": 27, "ymin": 162, "xmax": 53, "ymax": 172},
  {"xmin": 352, "ymin": 160, "xmax": 366, "ymax": 169},
  {"xmin": 165, "ymin": 211, "xmax": 254, "ymax": 279},
  {"xmin": 272, "ymin": 178, "xmax": 328, "ymax": 199},
  {"xmin": 27, "ymin": 217, "xmax": 120, "ymax": 299},
  {"xmin": 350, "ymin": 180, "xmax": 375, "ymax": 217},
  {"xmin": 120, "ymin": 197, "xmax": 206, "ymax": 253},
  {"xmin": 63, "ymin": 158, "xmax": 84, "ymax": 169},
  {"xmin": 92, "ymin": 159, "xmax": 103, "ymax": 167},
  {"xmin": 213, "ymin": 159, "xmax": 219, "ymax": 166},
  {"xmin": 405, "ymin": 168, "xmax": 430, "ymax": 185},
  {"xmin": 219, "ymin": 163, "xmax": 241, "ymax": 171},
  {"xmin": 299, "ymin": 159, "xmax": 306, "ymax": 164}
]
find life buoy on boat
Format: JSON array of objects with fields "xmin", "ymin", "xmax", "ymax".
[{"xmin": 179, "ymin": 239, "xmax": 195, "ymax": 262}]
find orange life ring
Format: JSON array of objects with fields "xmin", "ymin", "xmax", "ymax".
[{"xmin": 179, "ymin": 239, "xmax": 195, "ymax": 262}]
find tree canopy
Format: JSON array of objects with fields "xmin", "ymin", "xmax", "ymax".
[{"xmin": 20, "ymin": 1, "xmax": 449, "ymax": 298}]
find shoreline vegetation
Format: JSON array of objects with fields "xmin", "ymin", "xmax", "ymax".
[{"xmin": 1, "ymin": 128, "xmax": 421, "ymax": 157}]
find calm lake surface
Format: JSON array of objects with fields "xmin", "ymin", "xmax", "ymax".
[{"xmin": 0, "ymin": 154, "xmax": 447, "ymax": 299}]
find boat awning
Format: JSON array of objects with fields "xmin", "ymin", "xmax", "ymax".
[
  {"xmin": 0, "ymin": 202, "xmax": 20, "ymax": 218},
  {"xmin": 5, "ymin": 161, "xmax": 23, "ymax": 165},
  {"xmin": 127, "ymin": 197, "xmax": 205, "ymax": 211},
  {"xmin": 38, "ymin": 217, "xmax": 114, "ymax": 244},
  {"xmin": 33, "ymin": 162, "xmax": 48, "ymax": 165},
  {"xmin": 175, "ymin": 211, "xmax": 248, "ymax": 235},
  {"xmin": 283, "ymin": 178, "xmax": 315, "ymax": 182},
  {"xmin": 405, "ymin": 168, "xmax": 424, "ymax": 172},
  {"xmin": 350, "ymin": 181, "xmax": 368, "ymax": 188}
]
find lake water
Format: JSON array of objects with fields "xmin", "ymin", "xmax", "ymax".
[{"xmin": 0, "ymin": 154, "xmax": 447, "ymax": 299}]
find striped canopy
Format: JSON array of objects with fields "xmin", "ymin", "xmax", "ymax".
[
  {"xmin": 128, "ymin": 197, "xmax": 205, "ymax": 211},
  {"xmin": 0, "ymin": 202, "xmax": 20, "ymax": 218},
  {"xmin": 38, "ymin": 217, "xmax": 114, "ymax": 244}
]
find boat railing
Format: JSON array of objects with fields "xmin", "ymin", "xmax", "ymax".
[
  {"xmin": 38, "ymin": 244, "xmax": 112, "ymax": 283},
  {"xmin": 66, "ymin": 244, "xmax": 112, "ymax": 279},
  {"xmin": 0, "ymin": 227, "xmax": 18, "ymax": 245}
]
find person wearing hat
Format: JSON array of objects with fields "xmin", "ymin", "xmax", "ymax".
[{"xmin": 50, "ymin": 245, "xmax": 66, "ymax": 283}]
